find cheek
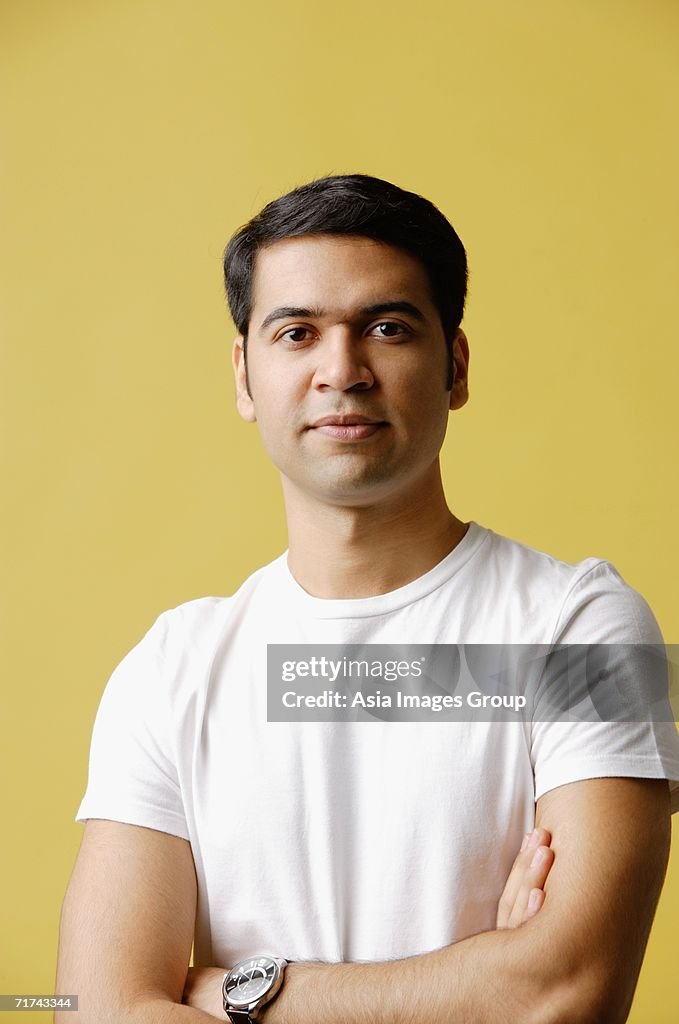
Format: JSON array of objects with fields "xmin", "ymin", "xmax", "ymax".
[
  {"xmin": 249, "ymin": 375, "xmax": 302, "ymax": 451},
  {"xmin": 396, "ymin": 361, "xmax": 450, "ymax": 416},
  {"xmin": 397, "ymin": 369, "xmax": 451, "ymax": 449},
  {"xmin": 391, "ymin": 340, "xmax": 448, "ymax": 394},
  {"xmin": 250, "ymin": 355, "xmax": 306, "ymax": 403}
]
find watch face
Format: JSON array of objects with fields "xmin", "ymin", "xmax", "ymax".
[{"xmin": 224, "ymin": 956, "xmax": 279, "ymax": 1007}]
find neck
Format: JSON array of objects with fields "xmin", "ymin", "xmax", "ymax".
[{"xmin": 282, "ymin": 464, "xmax": 469, "ymax": 599}]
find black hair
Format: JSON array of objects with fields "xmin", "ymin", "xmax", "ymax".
[{"xmin": 223, "ymin": 173, "xmax": 468, "ymax": 390}]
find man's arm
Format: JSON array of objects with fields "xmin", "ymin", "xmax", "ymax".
[
  {"xmin": 188, "ymin": 777, "xmax": 670, "ymax": 1024},
  {"xmin": 54, "ymin": 818, "xmax": 215, "ymax": 1023},
  {"xmin": 182, "ymin": 826, "xmax": 555, "ymax": 1018}
]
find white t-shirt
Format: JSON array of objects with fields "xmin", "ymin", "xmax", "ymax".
[{"xmin": 75, "ymin": 522, "xmax": 679, "ymax": 966}]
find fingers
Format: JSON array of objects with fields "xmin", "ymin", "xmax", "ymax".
[
  {"xmin": 524, "ymin": 887, "xmax": 545, "ymax": 920},
  {"xmin": 506, "ymin": 840, "xmax": 554, "ymax": 929},
  {"xmin": 497, "ymin": 827, "xmax": 550, "ymax": 925},
  {"xmin": 496, "ymin": 827, "xmax": 554, "ymax": 930}
]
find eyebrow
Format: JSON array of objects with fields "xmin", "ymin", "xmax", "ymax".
[{"xmin": 258, "ymin": 300, "xmax": 427, "ymax": 334}]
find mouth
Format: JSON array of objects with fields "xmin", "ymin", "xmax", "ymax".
[{"xmin": 308, "ymin": 415, "xmax": 387, "ymax": 442}]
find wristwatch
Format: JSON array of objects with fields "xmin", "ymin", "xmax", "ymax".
[{"xmin": 222, "ymin": 954, "xmax": 287, "ymax": 1023}]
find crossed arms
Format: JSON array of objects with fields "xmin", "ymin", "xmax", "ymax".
[{"xmin": 55, "ymin": 776, "xmax": 671, "ymax": 1024}]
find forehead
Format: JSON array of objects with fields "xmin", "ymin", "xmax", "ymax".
[{"xmin": 250, "ymin": 234, "xmax": 434, "ymax": 318}]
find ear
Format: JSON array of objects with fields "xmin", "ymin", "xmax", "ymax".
[
  {"xmin": 232, "ymin": 335, "xmax": 257, "ymax": 423},
  {"xmin": 449, "ymin": 328, "xmax": 470, "ymax": 411}
]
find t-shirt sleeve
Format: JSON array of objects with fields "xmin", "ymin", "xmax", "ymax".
[
  {"xmin": 74, "ymin": 609, "xmax": 190, "ymax": 840},
  {"xmin": 530, "ymin": 560, "xmax": 679, "ymax": 814}
]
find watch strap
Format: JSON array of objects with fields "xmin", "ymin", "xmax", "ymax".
[{"xmin": 226, "ymin": 1011, "xmax": 254, "ymax": 1024}]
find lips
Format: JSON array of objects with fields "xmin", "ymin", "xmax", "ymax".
[
  {"xmin": 308, "ymin": 415, "xmax": 387, "ymax": 441},
  {"xmin": 310, "ymin": 415, "xmax": 384, "ymax": 428}
]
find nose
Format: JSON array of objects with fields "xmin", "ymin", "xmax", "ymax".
[{"xmin": 311, "ymin": 329, "xmax": 374, "ymax": 392}]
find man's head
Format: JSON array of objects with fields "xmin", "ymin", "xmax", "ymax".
[
  {"xmin": 223, "ymin": 175, "xmax": 470, "ymax": 509},
  {"xmin": 223, "ymin": 174, "xmax": 468, "ymax": 393}
]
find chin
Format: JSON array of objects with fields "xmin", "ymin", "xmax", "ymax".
[{"xmin": 311, "ymin": 472, "xmax": 404, "ymax": 506}]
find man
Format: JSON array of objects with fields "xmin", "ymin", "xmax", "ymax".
[{"xmin": 56, "ymin": 174, "xmax": 679, "ymax": 1023}]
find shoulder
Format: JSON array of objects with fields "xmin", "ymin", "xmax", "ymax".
[
  {"xmin": 549, "ymin": 558, "xmax": 662, "ymax": 644},
  {"xmin": 151, "ymin": 550, "xmax": 289, "ymax": 659},
  {"xmin": 475, "ymin": 525, "xmax": 662, "ymax": 644},
  {"xmin": 480, "ymin": 525, "xmax": 603, "ymax": 587}
]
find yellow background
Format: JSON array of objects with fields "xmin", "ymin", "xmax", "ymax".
[{"xmin": 2, "ymin": 1, "xmax": 678, "ymax": 1020}]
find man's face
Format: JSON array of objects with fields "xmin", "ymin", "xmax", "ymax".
[{"xmin": 232, "ymin": 233, "xmax": 469, "ymax": 507}]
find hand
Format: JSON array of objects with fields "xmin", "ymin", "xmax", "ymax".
[{"xmin": 496, "ymin": 827, "xmax": 555, "ymax": 930}]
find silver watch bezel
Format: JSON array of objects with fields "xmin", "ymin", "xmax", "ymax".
[{"xmin": 222, "ymin": 954, "xmax": 286, "ymax": 1013}]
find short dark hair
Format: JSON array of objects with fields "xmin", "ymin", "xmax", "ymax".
[{"xmin": 223, "ymin": 173, "xmax": 468, "ymax": 389}]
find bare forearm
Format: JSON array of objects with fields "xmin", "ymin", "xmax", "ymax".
[
  {"xmin": 132, "ymin": 997, "xmax": 228, "ymax": 1023},
  {"xmin": 185, "ymin": 927, "xmax": 567, "ymax": 1024},
  {"xmin": 56, "ymin": 996, "xmax": 224, "ymax": 1024},
  {"xmin": 265, "ymin": 926, "xmax": 563, "ymax": 1024},
  {"xmin": 181, "ymin": 968, "xmax": 228, "ymax": 1020}
]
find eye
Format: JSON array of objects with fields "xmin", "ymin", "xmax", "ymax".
[
  {"xmin": 371, "ymin": 321, "xmax": 410, "ymax": 338},
  {"xmin": 278, "ymin": 326, "xmax": 313, "ymax": 344}
]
